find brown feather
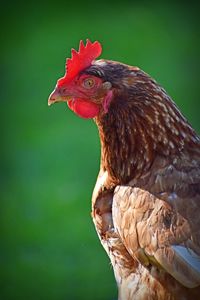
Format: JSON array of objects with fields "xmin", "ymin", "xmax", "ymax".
[
  {"xmin": 91, "ymin": 63, "xmax": 200, "ymax": 299},
  {"xmin": 49, "ymin": 46, "xmax": 200, "ymax": 299}
]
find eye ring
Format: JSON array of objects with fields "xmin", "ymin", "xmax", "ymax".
[{"xmin": 83, "ymin": 78, "xmax": 95, "ymax": 89}]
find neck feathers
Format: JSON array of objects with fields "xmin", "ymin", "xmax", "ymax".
[{"xmin": 96, "ymin": 73, "xmax": 200, "ymax": 184}]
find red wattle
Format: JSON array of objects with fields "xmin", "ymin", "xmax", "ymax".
[{"xmin": 67, "ymin": 98, "xmax": 100, "ymax": 119}]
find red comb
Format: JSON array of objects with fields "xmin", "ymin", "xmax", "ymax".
[{"xmin": 58, "ymin": 39, "xmax": 102, "ymax": 86}]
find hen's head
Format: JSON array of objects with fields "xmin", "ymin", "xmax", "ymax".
[
  {"xmin": 48, "ymin": 39, "xmax": 132, "ymax": 118},
  {"xmin": 49, "ymin": 39, "xmax": 200, "ymax": 182}
]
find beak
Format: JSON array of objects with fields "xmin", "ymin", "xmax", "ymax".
[
  {"xmin": 48, "ymin": 87, "xmax": 71, "ymax": 106},
  {"xmin": 48, "ymin": 87, "xmax": 61, "ymax": 106}
]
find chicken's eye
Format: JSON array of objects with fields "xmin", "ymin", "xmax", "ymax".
[{"xmin": 83, "ymin": 78, "xmax": 95, "ymax": 89}]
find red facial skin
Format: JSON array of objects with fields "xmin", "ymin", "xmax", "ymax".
[
  {"xmin": 67, "ymin": 98, "xmax": 100, "ymax": 119},
  {"xmin": 48, "ymin": 40, "xmax": 113, "ymax": 119},
  {"xmin": 48, "ymin": 41, "xmax": 113, "ymax": 118},
  {"xmin": 58, "ymin": 74, "xmax": 105, "ymax": 119}
]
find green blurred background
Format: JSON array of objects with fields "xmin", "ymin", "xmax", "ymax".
[{"xmin": 0, "ymin": 1, "xmax": 199, "ymax": 299}]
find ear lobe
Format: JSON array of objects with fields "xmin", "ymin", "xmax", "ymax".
[
  {"xmin": 103, "ymin": 82, "xmax": 112, "ymax": 90},
  {"xmin": 102, "ymin": 90, "xmax": 113, "ymax": 113}
]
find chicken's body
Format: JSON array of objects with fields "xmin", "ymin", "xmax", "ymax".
[
  {"xmin": 49, "ymin": 40, "xmax": 200, "ymax": 300},
  {"xmin": 92, "ymin": 148, "xmax": 200, "ymax": 300},
  {"xmin": 91, "ymin": 66, "xmax": 200, "ymax": 299}
]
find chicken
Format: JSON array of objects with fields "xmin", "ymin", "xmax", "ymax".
[{"xmin": 48, "ymin": 40, "xmax": 200, "ymax": 300}]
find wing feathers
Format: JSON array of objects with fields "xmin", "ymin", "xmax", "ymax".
[
  {"xmin": 172, "ymin": 245, "xmax": 200, "ymax": 275},
  {"xmin": 155, "ymin": 246, "xmax": 200, "ymax": 288},
  {"xmin": 113, "ymin": 186, "xmax": 200, "ymax": 288}
]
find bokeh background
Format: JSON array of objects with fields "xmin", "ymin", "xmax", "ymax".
[{"xmin": 1, "ymin": 1, "xmax": 200, "ymax": 299}]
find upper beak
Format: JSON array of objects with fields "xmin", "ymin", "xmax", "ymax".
[
  {"xmin": 48, "ymin": 87, "xmax": 61, "ymax": 106},
  {"xmin": 48, "ymin": 87, "xmax": 71, "ymax": 106}
]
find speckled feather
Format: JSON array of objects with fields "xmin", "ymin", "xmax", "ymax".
[
  {"xmin": 49, "ymin": 45, "xmax": 200, "ymax": 299},
  {"xmin": 91, "ymin": 61, "xmax": 200, "ymax": 300}
]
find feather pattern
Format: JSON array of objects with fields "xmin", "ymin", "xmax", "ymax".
[
  {"xmin": 49, "ymin": 41, "xmax": 200, "ymax": 299},
  {"xmin": 91, "ymin": 61, "xmax": 200, "ymax": 299}
]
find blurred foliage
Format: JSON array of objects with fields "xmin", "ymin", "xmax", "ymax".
[{"xmin": 0, "ymin": 0, "xmax": 199, "ymax": 299}]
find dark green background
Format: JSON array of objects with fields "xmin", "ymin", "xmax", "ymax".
[{"xmin": 1, "ymin": 1, "xmax": 199, "ymax": 299}]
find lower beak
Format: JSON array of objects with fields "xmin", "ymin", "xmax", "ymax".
[{"xmin": 48, "ymin": 87, "xmax": 71, "ymax": 106}]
